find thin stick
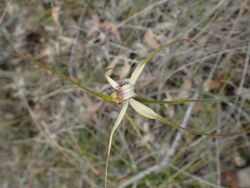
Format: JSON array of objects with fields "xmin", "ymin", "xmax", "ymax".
[{"xmin": 216, "ymin": 102, "xmax": 222, "ymax": 186}]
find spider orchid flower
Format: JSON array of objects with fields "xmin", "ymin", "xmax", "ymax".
[
  {"xmin": 104, "ymin": 38, "xmax": 215, "ymax": 188},
  {"xmin": 13, "ymin": 39, "xmax": 249, "ymax": 188}
]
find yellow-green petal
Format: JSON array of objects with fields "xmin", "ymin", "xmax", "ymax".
[
  {"xmin": 129, "ymin": 98, "xmax": 159, "ymax": 119},
  {"xmin": 129, "ymin": 99, "xmax": 214, "ymax": 136},
  {"xmin": 105, "ymin": 71, "xmax": 119, "ymax": 89},
  {"xmin": 129, "ymin": 37, "xmax": 182, "ymax": 85},
  {"xmin": 105, "ymin": 102, "xmax": 129, "ymax": 188}
]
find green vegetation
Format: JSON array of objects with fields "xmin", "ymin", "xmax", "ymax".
[{"xmin": 1, "ymin": 0, "xmax": 249, "ymax": 187}]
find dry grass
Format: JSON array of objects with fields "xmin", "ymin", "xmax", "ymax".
[{"xmin": 1, "ymin": 0, "xmax": 250, "ymax": 187}]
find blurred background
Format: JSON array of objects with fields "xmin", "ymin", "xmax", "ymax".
[{"xmin": 0, "ymin": 0, "xmax": 250, "ymax": 187}]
